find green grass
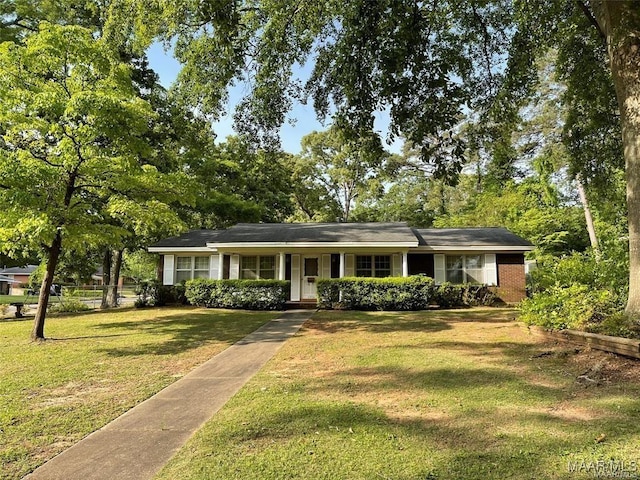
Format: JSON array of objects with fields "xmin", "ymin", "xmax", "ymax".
[
  {"xmin": 0, "ymin": 294, "xmax": 32, "ymax": 305},
  {"xmin": 156, "ymin": 308, "xmax": 640, "ymax": 480},
  {"xmin": 0, "ymin": 306, "xmax": 278, "ymax": 480}
]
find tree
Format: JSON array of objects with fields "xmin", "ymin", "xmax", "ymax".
[
  {"xmin": 181, "ymin": 136, "xmax": 294, "ymax": 228},
  {"xmin": 293, "ymin": 127, "xmax": 386, "ymax": 222},
  {"xmin": 286, "ymin": 153, "xmax": 343, "ymax": 222},
  {"xmin": 121, "ymin": 250, "xmax": 158, "ymax": 284},
  {"xmin": 435, "ymin": 178, "xmax": 590, "ymax": 256},
  {"xmin": 0, "ymin": 23, "xmax": 183, "ymax": 339}
]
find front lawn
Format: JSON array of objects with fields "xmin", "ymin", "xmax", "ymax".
[
  {"xmin": 0, "ymin": 307, "xmax": 278, "ymax": 480},
  {"xmin": 157, "ymin": 308, "xmax": 640, "ymax": 480},
  {"xmin": 0, "ymin": 294, "xmax": 31, "ymax": 305}
]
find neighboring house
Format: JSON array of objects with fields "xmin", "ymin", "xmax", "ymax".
[
  {"xmin": 149, "ymin": 223, "xmax": 534, "ymax": 303},
  {"xmin": 0, "ymin": 265, "xmax": 38, "ymax": 295}
]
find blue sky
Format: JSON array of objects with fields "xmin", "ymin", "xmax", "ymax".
[{"xmin": 146, "ymin": 43, "xmax": 401, "ymax": 154}]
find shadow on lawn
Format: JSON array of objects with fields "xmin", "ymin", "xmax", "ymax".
[
  {"xmin": 304, "ymin": 315, "xmax": 453, "ymax": 335},
  {"xmin": 238, "ymin": 363, "xmax": 640, "ymax": 479},
  {"xmin": 307, "ymin": 308, "xmax": 518, "ymax": 335},
  {"xmin": 220, "ymin": 389, "xmax": 639, "ymax": 480},
  {"xmin": 91, "ymin": 308, "xmax": 274, "ymax": 357}
]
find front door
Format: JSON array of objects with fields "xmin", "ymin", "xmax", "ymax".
[{"xmin": 302, "ymin": 256, "xmax": 319, "ymax": 300}]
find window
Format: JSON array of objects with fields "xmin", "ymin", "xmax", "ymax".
[
  {"xmin": 194, "ymin": 256, "xmax": 210, "ymax": 279},
  {"xmin": 355, "ymin": 256, "xmax": 372, "ymax": 277},
  {"xmin": 445, "ymin": 256, "xmax": 463, "ymax": 284},
  {"xmin": 446, "ymin": 255, "xmax": 484, "ymax": 284},
  {"xmin": 355, "ymin": 255, "xmax": 391, "ymax": 278},
  {"xmin": 260, "ymin": 256, "xmax": 276, "ymax": 279},
  {"xmin": 241, "ymin": 256, "xmax": 258, "ymax": 279},
  {"xmin": 241, "ymin": 255, "xmax": 276, "ymax": 279},
  {"xmin": 176, "ymin": 256, "xmax": 210, "ymax": 283},
  {"xmin": 304, "ymin": 257, "xmax": 318, "ymax": 277},
  {"xmin": 464, "ymin": 255, "xmax": 484, "ymax": 284},
  {"xmin": 374, "ymin": 255, "xmax": 391, "ymax": 277}
]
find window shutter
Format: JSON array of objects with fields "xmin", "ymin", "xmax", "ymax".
[
  {"xmin": 484, "ymin": 254, "xmax": 497, "ymax": 286},
  {"xmin": 392, "ymin": 254, "xmax": 402, "ymax": 277},
  {"xmin": 321, "ymin": 254, "xmax": 331, "ymax": 279},
  {"xmin": 434, "ymin": 254, "xmax": 446, "ymax": 284},
  {"xmin": 345, "ymin": 254, "xmax": 355, "ymax": 276},
  {"xmin": 290, "ymin": 254, "xmax": 301, "ymax": 301},
  {"xmin": 209, "ymin": 255, "xmax": 219, "ymax": 280},
  {"xmin": 163, "ymin": 255, "xmax": 174, "ymax": 285},
  {"xmin": 230, "ymin": 254, "xmax": 240, "ymax": 279}
]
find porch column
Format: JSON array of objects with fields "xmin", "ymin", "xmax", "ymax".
[
  {"xmin": 218, "ymin": 252, "xmax": 224, "ymax": 280},
  {"xmin": 402, "ymin": 252, "xmax": 409, "ymax": 277},
  {"xmin": 339, "ymin": 252, "xmax": 345, "ymax": 278},
  {"xmin": 279, "ymin": 252, "xmax": 286, "ymax": 280}
]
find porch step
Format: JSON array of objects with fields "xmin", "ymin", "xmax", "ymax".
[{"xmin": 285, "ymin": 301, "xmax": 318, "ymax": 310}]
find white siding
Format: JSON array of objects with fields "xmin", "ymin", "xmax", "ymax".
[
  {"xmin": 434, "ymin": 254, "xmax": 446, "ymax": 284},
  {"xmin": 321, "ymin": 254, "xmax": 331, "ymax": 278},
  {"xmin": 345, "ymin": 254, "xmax": 355, "ymax": 276},
  {"xmin": 484, "ymin": 253, "xmax": 497, "ymax": 286},
  {"xmin": 392, "ymin": 254, "xmax": 402, "ymax": 277},
  {"xmin": 291, "ymin": 254, "xmax": 301, "ymax": 301},
  {"xmin": 209, "ymin": 255, "xmax": 219, "ymax": 280},
  {"xmin": 162, "ymin": 255, "xmax": 175, "ymax": 285},
  {"xmin": 230, "ymin": 254, "xmax": 240, "ymax": 279}
]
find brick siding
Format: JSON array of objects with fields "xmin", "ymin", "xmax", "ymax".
[{"xmin": 496, "ymin": 254, "xmax": 526, "ymax": 303}]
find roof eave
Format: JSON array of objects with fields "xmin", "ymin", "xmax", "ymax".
[
  {"xmin": 147, "ymin": 246, "xmax": 212, "ymax": 253},
  {"xmin": 207, "ymin": 241, "xmax": 419, "ymax": 249},
  {"xmin": 413, "ymin": 245, "xmax": 534, "ymax": 252}
]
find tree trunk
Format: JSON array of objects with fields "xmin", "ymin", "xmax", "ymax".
[
  {"xmin": 31, "ymin": 231, "xmax": 62, "ymax": 341},
  {"xmin": 106, "ymin": 249, "xmax": 123, "ymax": 308},
  {"xmin": 591, "ymin": 1, "xmax": 640, "ymax": 315},
  {"xmin": 100, "ymin": 249, "xmax": 112, "ymax": 309},
  {"xmin": 576, "ymin": 176, "xmax": 600, "ymax": 257}
]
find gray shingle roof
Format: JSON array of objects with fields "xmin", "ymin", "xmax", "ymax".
[
  {"xmin": 413, "ymin": 227, "xmax": 533, "ymax": 247},
  {"xmin": 213, "ymin": 222, "xmax": 417, "ymax": 244},
  {"xmin": 150, "ymin": 224, "xmax": 533, "ymax": 249},
  {"xmin": 0, "ymin": 265, "xmax": 38, "ymax": 275},
  {"xmin": 150, "ymin": 230, "xmax": 224, "ymax": 248}
]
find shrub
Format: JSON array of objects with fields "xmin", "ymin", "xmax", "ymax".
[
  {"xmin": 185, "ymin": 279, "xmax": 289, "ymax": 310},
  {"xmin": 317, "ymin": 276, "xmax": 435, "ymax": 311},
  {"xmin": 134, "ymin": 281, "xmax": 187, "ymax": 307},
  {"xmin": 48, "ymin": 298, "xmax": 91, "ymax": 313},
  {"xmin": 317, "ymin": 276, "xmax": 496, "ymax": 311},
  {"xmin": 154, "ymin": 284, "xmax": 186, "ymax": 306},
  {"xmin": 529, "ymin": 251, "xmax": 628, "ymax": 298},
  {"xmin": 134, "ymin": 281, "xmax": 155, "ymax": 308},
  {"xmin": 519, "ymin": 284, "xmax": 624, "ymax": 333}
]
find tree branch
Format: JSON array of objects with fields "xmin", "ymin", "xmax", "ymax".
[
  {"xmin": 576, "ymin": 0, "xmax": 606, "ymax": 42},
  {"xmin": 1, "ymin": 16, "xmax": 37, "ymax": 32}
]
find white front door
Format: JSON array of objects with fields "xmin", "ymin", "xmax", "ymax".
[{"xmin": 301, "ymin": 256, "xmax": 319, "ymax": 300}]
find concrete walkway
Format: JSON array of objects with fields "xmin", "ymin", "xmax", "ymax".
[{"xmin": 25, "ymin": 310, "xmax": 313, "ymax": 480}]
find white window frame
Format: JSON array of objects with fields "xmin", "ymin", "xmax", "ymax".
[
  {"xmin": 240, "ymin": 255, "xmax": 277, "ymax": 280},
  {"xmin": 175, "ymin": 256, "xmax": 211, "ymax": 283},
  {"xmin": 445, "ymin": 254, "xmax": 485, "ymax": 284},
  {"xmin": 355, "ymin": 255, "xmax": 392, "ymax": 278}
]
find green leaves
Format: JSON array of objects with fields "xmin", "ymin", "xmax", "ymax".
[{"xmin": 0, "ymin": 22, "xmax": 183, "ymax": 253}]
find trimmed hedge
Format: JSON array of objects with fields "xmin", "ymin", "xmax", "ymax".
[
  {"xmin": 185, "ymin": 279, "xmax": 289, "ymax": 310},
  {"xmin": 317, "ymin": 276, "xmax": 496, "ymax": 310},
  {"xmin": 134, "ymin": 281, "xmax": 186, "ymax": 307}
]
